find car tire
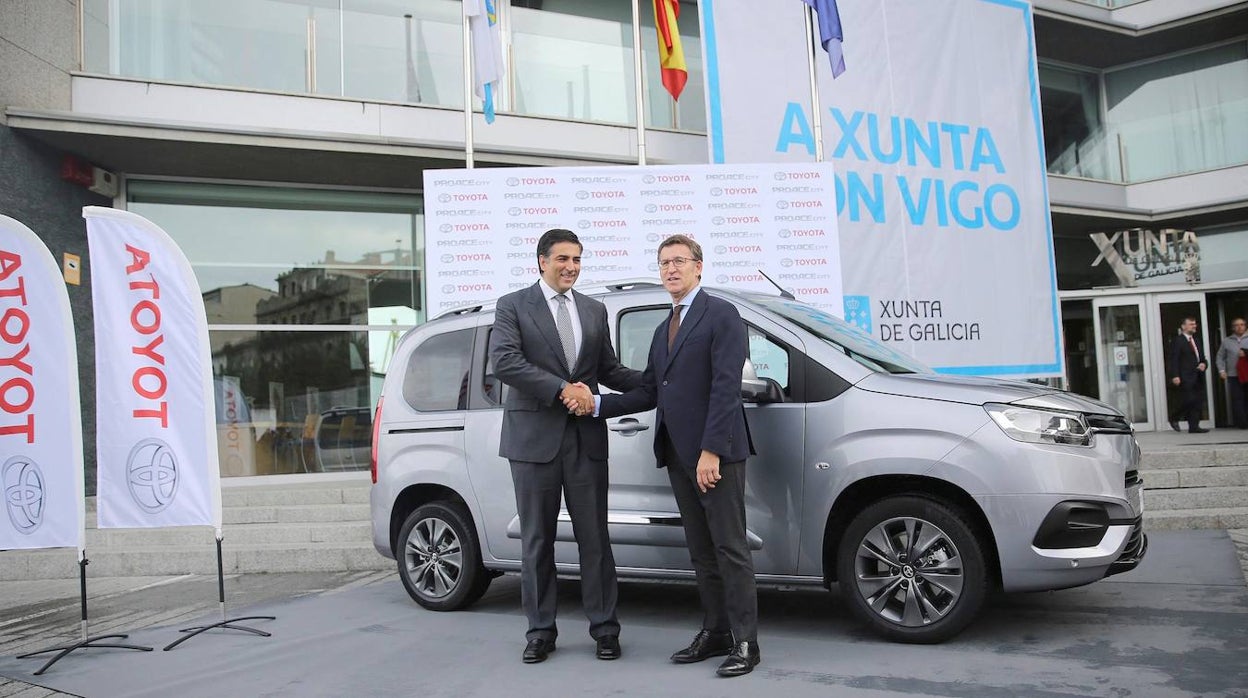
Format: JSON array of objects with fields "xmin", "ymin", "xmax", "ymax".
[
  {"xmin": 397, "ymin": 501, "xmax": 492, "ymax": 611},
  {"xmin": 836, "ymin": 495, "xmax": 988, "ymax": 643}
]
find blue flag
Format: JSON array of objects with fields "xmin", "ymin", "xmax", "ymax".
[{"xmin": 801, "ymin": 0, "xmax": 846, "ymax": 78}]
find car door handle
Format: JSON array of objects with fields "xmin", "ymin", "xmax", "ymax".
[{"xmin": 608, "ymin": 418, "xmax": 650, "ymax": 435}]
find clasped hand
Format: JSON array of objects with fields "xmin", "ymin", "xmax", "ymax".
[{"xmin": 561, "ymin": 382, "xmax": 594, "ymax": 416}]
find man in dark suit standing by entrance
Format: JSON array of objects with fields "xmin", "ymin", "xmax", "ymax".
[
  {"xmin": 489, "ymin": 228, "xmax": 641, "ymax": 664},
  {"xmin": 586, "ymin": 234, "xmax": 760, "ymax": 677},
  {"xmin": 1168, "ymin": 316, "xmax": 1209, "ymax": 433}
]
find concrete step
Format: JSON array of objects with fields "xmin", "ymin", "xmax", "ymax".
[
  {"xmin": 0, "ymin": 543, "xmax": 392, "ymax": 581},
  {"xmin": 1144, "ymin": 485, "xmax": 1248, "ymax": 511},
  {"xmin": 81, "ymin": 480, "xmax": 372, "ymax": 518},
  {"xmin": 1139, "ymin": 445, "xmax": 1248, "ymax": 469},
  {"xmin": 222, "ymin": 503, "xmax": 372, "ymax": 525},
  {"xmin": 1144, "ymin": 507, "xmax": 1248, "ymax": 530},
  {"xmin": 84, "ymin": 521, "xmax": 372, "ymax": 548},
  {"xmin": 1143, "ymin": 465, "xmax": 1248, "ymax": 489}
]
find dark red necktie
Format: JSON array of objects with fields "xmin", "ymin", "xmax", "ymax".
[{"xmin": 668, "ymin": 305, "xmax": 681, "ymax": 350}]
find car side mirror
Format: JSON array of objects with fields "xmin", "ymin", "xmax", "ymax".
[{"xmin": 742, "ymin": 359, "xmax": 778, "ymax": 403}]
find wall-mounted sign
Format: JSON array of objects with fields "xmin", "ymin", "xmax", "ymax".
[{"xmin": 1090, "ymin": 228, "xmax": 1199, "ymax": 287}]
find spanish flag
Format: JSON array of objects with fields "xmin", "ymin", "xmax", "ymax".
[{"xmin": 652, "ymin": 0, "xmax": 687, "ymax": 101}]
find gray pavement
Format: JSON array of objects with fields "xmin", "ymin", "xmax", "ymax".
[{"xmin": 2, "ymin": 530, "xmax": 1246, "ymax": 698}]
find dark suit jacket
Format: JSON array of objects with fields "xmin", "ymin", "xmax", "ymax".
[
  {"xmin": 1168, "ymin": 332, "xmax": 1207, "ymax": 386},
  {"xmin": 600, "ymin": 289, "xmax": 750, "ymax": 470},
  {"xmin": 489, "ymin": 282, "xmax": 641, "ymax": 463}
]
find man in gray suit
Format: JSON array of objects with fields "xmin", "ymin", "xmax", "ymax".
[{"xmin": 489, "ymin": 228, "xmax": 641, "ymax": 664}]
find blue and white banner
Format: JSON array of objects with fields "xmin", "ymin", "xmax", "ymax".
[
  {"xmin": 86, "ymin": 207, "xmax": 221, "ymax": 531},
  {"xmin": 699, "ymin": 0, "xmax": 1061, "ymax": 377},
  {"xmin": 0, "ymin": 215, "xmax": 85, "ymax": 552}
]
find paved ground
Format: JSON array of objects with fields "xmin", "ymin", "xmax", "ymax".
[{"xmin": 2, "ymin": 531, "xmax": 1245, "ymax": 698}]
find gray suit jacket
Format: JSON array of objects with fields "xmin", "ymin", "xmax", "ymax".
[{"xmin": 489, "ymin": 282, "xmax": 641, "ymax": 463}]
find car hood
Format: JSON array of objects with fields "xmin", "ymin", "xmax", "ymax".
[{"xmin": 855, "ymin": 373, "xmax": 1124, "ymax": 416}]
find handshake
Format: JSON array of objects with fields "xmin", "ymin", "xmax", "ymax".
[{"xmin": 560, "ymin": 381, "xmax": 595, "ymax": 417}]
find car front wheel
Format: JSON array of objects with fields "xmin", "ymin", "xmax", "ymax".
[
  {"xmin": 397, "ymin": 501, "xmax": 491, "ymax": 611},
  {"xmin": 836, "ymin": 495, "xmax": 988, "ymax": 643}
]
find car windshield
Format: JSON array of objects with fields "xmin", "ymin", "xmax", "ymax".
[{"xmin": 750, "ymin": 295, "xmax": 931, "ymax": 375}]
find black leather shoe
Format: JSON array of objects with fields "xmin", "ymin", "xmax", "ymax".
[
  {"xmin": 522, "ymin": 638, "xmax": 555, "ymax": 664},
  {"xmin": 716, "ymin": 641, "xmax": 761, "ymax": 677},
  {"xmin": 670, "ymin": 629, "xmax": 734, "ymax": 664},
  {"xmin": 1189, "ymin": 427, "xmax": 1210, "ymax": 433},
  {"xmin": 596, "ymin": 635, "xmax": 621, "ymax": 660},
  {"xmin": 1169, "ymin": 421, "xmax": 1181, "ymax": 432}
]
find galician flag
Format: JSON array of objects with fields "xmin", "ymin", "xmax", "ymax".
[
  {"xmin": 653, "ymin": 0, "xmax": 688, "ymax": 101},
  {"xmin": 802, "ymin": 0, "xmax": 846, "ymax": 78},
  {"xmin": 465, "ymin": 0, "xmax": 505, "ymax": 123}
]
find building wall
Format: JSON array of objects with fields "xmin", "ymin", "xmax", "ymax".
[{"xmin": 0, "ymin": 0, "xmax": 76, "ymax": 110}]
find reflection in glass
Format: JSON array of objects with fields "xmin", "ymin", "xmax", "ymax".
[
  {"xmin": 1097, "ymin": 305, "xmax": 1148, "ymax": 423},
  {"xmin": 1039, "ymin": 65, "xmax": 1117, "ymax": 181},
  {"xmin": 212, "ymin": 329, "xmax": 389, "ymax": 476},
  {"xmin": 342, "ymin": 0, "xmax": 464, "ymax": 106}
]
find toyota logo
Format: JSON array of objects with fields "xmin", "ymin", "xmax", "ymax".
[
  {"xmin": 710, "ymin": 187, "xmax": 724, "ymax": 197},
  {"xmin": 508, "ymin": 207, "xmax": 522, "ymax": 216},
  {"xmin": 779, "ymin": 228, "xmax": 792, "ymax": 238},
  {"xmin": 645, "ymin": 204, "xmax": 658, "ymax": 213},
  {"xmin": 774, "ymin": 172, "xmax": 788, "ymax": 181},
  {"xmin": 576, "ymin": 190, "xmax": 590, "ymax": 200},
  {"xmin": 578, "ymin": 220, "xmax": 591, "ymax": 230},
  {"xmin": 714, "ymin": 245, "xmax": 727, "ymax": 255},
  {"xmin": 781, "ymin": 258, "xmax": 794, "ymax": 267},
  {"xmin": 645, "ymin": 233, "xmax": 660, "ymax": 243},
  {"xmin": 437, "ymin": 193, "xmax": 452, "ymax": 203},
  {"xmin": 439, "ymin": 223, "xmax": 453, "ymax": 233},
  {"xmin": 509, "ymin": 237, "xmax": 524, "ymax": 246},
  {"xmin": 647, "ymin": 262, "xmax": 659, "ymax": 272},
  {"xmin": 511, "ymin": 266, "xmax": 527, "ymax": 276},
  {"xmin": 506, "ymin": 177, "xmax": 520, "ymax": 186},
  {"xmin": 643, "ymin": 174, "xmax": 656, "ymax": 184},
  {"xmin": 716, "ymin": 274, "xmax": 729, "ymax": 284},
  {"xmin": 776, "ymin": 200, "xmax": 790, "ymax": 209},
  {"xmin": 126, "ymin": 438, "xmax": 178, "ymax": 514},
  {"xmin": 712, "ymin": 216, "xmax": 725, "ymax": 226},
  {"xmin": 582, "ymin": 249, "xmax": 594, "ymax": 259},
  {"xmin": 4, "ymin": 455, "xmax": 45, "ymax": 534},
  {"xmin": 441, "ymin": 284, "xmax": 456, "ymax": 294},
  {"xmin": 440, "ymin": 254, "xmax": 455, "ymax": 264}
]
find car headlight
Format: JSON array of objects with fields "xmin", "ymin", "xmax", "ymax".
[{"xmin": 984, "ymin": 403, "xmax": 1093, "ymax": 447}]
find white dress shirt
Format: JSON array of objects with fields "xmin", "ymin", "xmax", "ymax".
[{"xmin": 539, "ymin": 277, "xmax": 583, "ymax": 359}]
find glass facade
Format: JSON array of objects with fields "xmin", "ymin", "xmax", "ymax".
[
  {"xmin": 1041, "ymin": 41, "xmax": 1248, "ymax": 183},
  {"xmin": 128, "ymin": 181, "xmax": 422, "ymax": 476},
  {"xmin": 82, "ymin": 0, "xmax": 705, "ymax": 131}
]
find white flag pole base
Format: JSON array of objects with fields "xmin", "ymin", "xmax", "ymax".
[
  {"xmin": 16, "ymin": 553, "xmax": 153, "ymax": 675},
  {"xmin": 162, "ymin": 537, "xmax": 275, "ymax": 651}
]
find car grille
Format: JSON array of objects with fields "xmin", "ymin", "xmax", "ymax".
[
  {"xmin": 1106, "ymin": 517, "xmax": 1147, "ymax": 577},
  {"xmin": 1087, "ymin": 414, "xmax": 1133, "ymax": 434}
]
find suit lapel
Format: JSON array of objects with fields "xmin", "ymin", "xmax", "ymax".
[
  {"xmin": 663, "ymin": 292, "xmax": 707, "ymax": 374},
  {"xmin": 571, "ymin": 290, "xmax": 596, "ymax": 374},
  {"xmin": 526, "ymin": 283, "xmax": 571, "ymax": 373}
]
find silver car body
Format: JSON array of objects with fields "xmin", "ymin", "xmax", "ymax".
[{"xmin": 371, "ymin": 286, "xmax": 1144, "ymax": 598}]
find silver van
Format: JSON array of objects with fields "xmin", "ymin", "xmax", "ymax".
[{"xmin": 369, "ymin": 283, "xmax": 1145, "ymax": 643}]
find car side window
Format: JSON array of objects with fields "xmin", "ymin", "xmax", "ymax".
[
  {"xmin": 747, "ymin": 325, "xmax": 793, "ymax": 398},
  {"xmin": 402, "ymin": 328, "xmax": 474, "ymax": 412},
  {"xmin": 617, "ymin": 306, "xmax": 670, "ymax": 371},
  {"xmin": 482, "ymin": 327, "xmax": 510, "ymax": 407}
]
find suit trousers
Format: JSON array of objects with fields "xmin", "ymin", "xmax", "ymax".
[
  {"xmin": 663, "ymin": 434, "xmax": 758, "ymax": 643},
  {"xmin": 509, "ymin": 418, "xmax": 619, "ymax": 642},
  {"xmin": 1175, "ymin": 378, "xmax": 1206, "ymax": 430}
]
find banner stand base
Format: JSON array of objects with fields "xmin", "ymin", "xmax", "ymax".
[
  {"xmin": 162, "ymin": 537, "xmax": 275, "ymax": 651},
  {"xmin": 15, "ymin": 556, "xmax": 153, "ymax": 675}
]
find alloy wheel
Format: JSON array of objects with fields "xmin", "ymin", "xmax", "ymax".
[
  {"xmin": 404, "ymin": 516, "xmax": 464, "ymax": 599},
  {"xmin": 853, "ymin": 515, "xmax": 965, "ymax": 627}
]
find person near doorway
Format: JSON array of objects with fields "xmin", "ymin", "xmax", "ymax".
[
  {"xmin": 1168, "ymin": 316, "xmax": 1210, "ymax": 433},
  {"xmin": 1215, "ymin": 317, "xmax": 1248, "ymax": 429}
]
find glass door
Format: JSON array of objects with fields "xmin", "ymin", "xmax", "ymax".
[
  {"xmin": 1148, "ymin": 292, "xmax": 1213, "ymax": 431},
  {"xmin": 1092, "ymin": 297, "xmax": 1154, "ymax": 430}
]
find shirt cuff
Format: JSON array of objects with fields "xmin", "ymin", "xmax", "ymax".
[{"xmin": 593, "ymin": 395, "xmax": 602, "ymax": 418}]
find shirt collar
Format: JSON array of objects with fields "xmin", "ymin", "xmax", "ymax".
[
  {"xmin": 539, "ymin": 278, "xmax": 570, "ymax": 302},
  {"xmin": 675, "ymin": 285, "xmax": 701, "ymax": 310}
]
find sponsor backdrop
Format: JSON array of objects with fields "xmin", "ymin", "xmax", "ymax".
[
  {"xmin": 0, "ymin": 216, "xmax": 85, "ymax": 551},
  {"xmin": 700, "ymin": 0, "xmax": 1061, "ymax": 377},
  {"xmin": 423, "ymin": 163, "xmax": 842, "ymax": 316},
  {"xmin": 86, "ymin": 207, "xmax": 221, "ymax": 530}
]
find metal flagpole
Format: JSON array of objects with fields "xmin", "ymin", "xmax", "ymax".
[
  {"xmin": 463, "ymin": 4, "xmax": 476, "ymax": 169},
  {"xmin": 803, "ymin": 4, "xmax": 825, "ymax": 162},
  {"xmin": 631, "ymin": 0, "xmax": 648, "ymax": 165},
  {"xmin": 162, "ymin": 535, "xmax": 275, "ymax": 651}
]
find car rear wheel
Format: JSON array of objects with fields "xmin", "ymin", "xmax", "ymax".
[
  {"xmin": 397, "ymin": 501, "xmax": 491, "ymax": 611},
  {"xmin": 836, "ymin": 495, "xmax": 988, "ymax": 643}
]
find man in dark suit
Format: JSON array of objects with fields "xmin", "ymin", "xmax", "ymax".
[
  {"xmin": 578, "ymin": 234, "xmax": 759, "ymax": 677},
  {"xmin": 1168, "ymin": 316, "xmax": 1209, "ymax": 433},
  {"xmin": 489, "ymin": 228, "xmax": 642, "ymax": 664}
]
